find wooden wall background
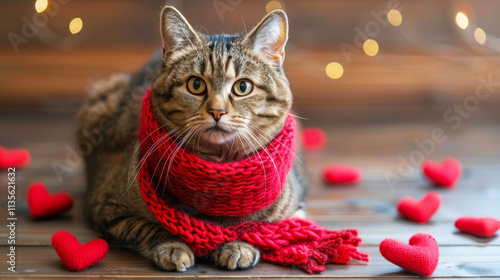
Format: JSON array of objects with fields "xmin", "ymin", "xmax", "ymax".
[{"xmin": 1, "ymin": 0, "xmax": 500, "ymax": 122}]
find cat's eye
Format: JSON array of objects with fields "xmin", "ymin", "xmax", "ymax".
[
  {"xmin": 233, "ymin": 79, "xmax": 254, "ymax": 96},
  {"xmin": 187, "ymin": 76, "xmax": 206, "ymax": 95}
]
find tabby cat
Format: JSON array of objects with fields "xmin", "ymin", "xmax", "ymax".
[{"xmin": 78, "ymin": 5, "xmax": 307, "ymax": 271}]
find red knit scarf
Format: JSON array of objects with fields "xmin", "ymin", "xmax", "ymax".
[{"xmin": 137, "ymin": 88, "xmax": 368, "ymax": 274}]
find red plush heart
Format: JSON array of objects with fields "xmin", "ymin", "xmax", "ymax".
[
  {"xmin": 455, "ymin": 216, "xmax": 500, "ymax": 238},
  {"xmin": 27, "ymin": 182, "xmax": 74, "ymax": 219},
  {"xmin": 397, "ymin": 191, "xmax": 441, "ymax": 224},
  {"xmin": 380, "ymin": 232, "xmax": 439, "ymax": 277},
  {"xmin": 52, "ymin": 231, "xmax": 108, "ymax": 271},
  {"xmin": 323, "ymin": 164, "xmax": 362, "ymax": 185},
  {"xmin": 0, "ymin": 146, "xmax": 30, "ymax": 169},
  {"xmin": 301, "ymin": 127, "xmax": 326, "ymax": 151},
  {"xmin": 422, "ymin": 158, "xmax": 461, "ymax": 188}
]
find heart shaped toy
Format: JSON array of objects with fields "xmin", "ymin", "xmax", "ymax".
[
  {"xmin": 455, "ymin": 216, "xmax": 500, "ymax": 238},
  {"xmin": 52, "ymin": 231, "xmax": 109, "ymax": 271},
  {"xmin": 323, "ymin": 164, "xmax": 362, "ymax": 185},
  {"xmin": 397, "ymin": 191, "xmax": 441, "ymax": 224},
  {"xmin": 301, "ymin": 127, "xmax": 326, "ymax": 151},
  {"xmin": 0, "ymin": 146, "xmax": 30, "ymax": 169},
  {"xmin": 380, "ymin": 232, "xmax": 439, "ymax": 277},
  {"xmin": 27, "ymin": 182, "xmax": 74, "ymax": 219},
  {"xmin": 422, "ymin": 158, "xmax": 461, "ymax": 188}
]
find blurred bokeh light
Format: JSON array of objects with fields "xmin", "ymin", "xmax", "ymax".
[
  {"xmin": 35, "ymin": 0, "xmax": 48, "ymax": 13},
  {"xmin": 69, "ymin": 18, "xmax": 83, "ymax": 35},
  {"xmin": 363, "ymin": 39, "xmax": 379, "ymax": 57},
  {"xmin": 325, "ymin": 62, "xmax": 344, "ymax": 79},
  {"xmin": 474, "ymin": 28, "xmax": 486, "ymax": 45},
  {"xmin": 387, "ymin": 9, "xmax": 402, "ymax": 26},
  {"xmin": 456, "ymin": 12, "xmax": 469, "ymax": 29},
  {"xmin": 266, "ymin": 1, "xmax": 282, "ymax": 12}
]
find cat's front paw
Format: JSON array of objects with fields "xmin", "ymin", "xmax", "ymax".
[
  {"xmin": 213, "ymin": 241, "xmax": 260, "ymax": 270},
  {"xmin": 152, "ymin": 241, "xmax": 195, "ymax": 272}
]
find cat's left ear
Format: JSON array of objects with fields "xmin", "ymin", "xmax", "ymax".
[{"xmin": 242, "ymin": 10, "xmax": 289, "ymax": 65}]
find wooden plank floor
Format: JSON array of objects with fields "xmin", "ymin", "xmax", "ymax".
[{"xmin": 1, "ymin": 111, "xmax": 499, "ymax": 279}]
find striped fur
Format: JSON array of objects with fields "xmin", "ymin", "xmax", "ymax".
[{"xmin": 78, "ymin": 5, "xmax": 307, "ymax": 272}]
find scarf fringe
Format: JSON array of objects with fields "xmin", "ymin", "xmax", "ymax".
[{"xmin": 235, "ymin": 219, "xmax": 370, "ymax": 274}]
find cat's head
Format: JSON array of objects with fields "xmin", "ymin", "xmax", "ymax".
[{"xmin": 150, "ymin": 6, "xmax": 292, "ymax": 161}]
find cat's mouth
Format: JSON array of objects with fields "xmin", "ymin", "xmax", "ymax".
[
  {"xmin": 203, "ymin": 124, "xmax": 236, "ymax": 144},
  {"xmin": 205, "ymin": 125, "xmax": 231, "ymax": 133}
]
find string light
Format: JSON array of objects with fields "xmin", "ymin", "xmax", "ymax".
[
  {"xmin": 266, "ymin": 1, "xmax": 282, "ymax": 12},
  {"xmin": 456, "ymin": 12, "xmax": 469, "ymax": 29},
  {"xmin": 35, "ymin": 0, "xmax": 48, "ymax": 13},
  {"xmin": 474, "ymin": 28, "xmax": 486, "ymax": 45},
  {"xmin": 363, "ymin": 39, "xmax": 379, "ymax": 56},
  {"xmin": 69, "ymin": 18, "xmax": 83, "ymax": 34},
  {"xmin": 387, "ymin": 10, "xmax": 402, "ymax": 26},
  {"xmin": 325, "ymin": 62, "xmax": 344, "ymax": 79}
]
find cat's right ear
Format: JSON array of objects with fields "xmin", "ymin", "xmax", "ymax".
[{"xmin": 160, "ymin": 6, "xmax": 201, "ymax": 61}]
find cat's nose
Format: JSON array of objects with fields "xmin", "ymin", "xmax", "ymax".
[{"xmin": 208, "ymin": 109, "xmax": 227, "ymax": 121}]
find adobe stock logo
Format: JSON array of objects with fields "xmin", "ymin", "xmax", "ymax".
[{"xmin": 7, "ymin": 0, "xmax": 71, "ymax": 54}]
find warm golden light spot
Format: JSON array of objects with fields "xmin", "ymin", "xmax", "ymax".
[
  {"xmin": 456, "ymin": 12, "xmax": 469, "ymax": 29},
  {"xmin": 387, "ymin": 9, "xmax": 402, "ymax": 26},
  {"xmin": 69, "ymin": 18, "xmax": 83, "ymax": 34},
  {"xmin": 325, "ymin": 62, "xmax": 344, "ymax": 79},
  {"xmin": 35, "ymin": 0, "xmax": 48, "ymax": 13},
  {"xmin": 266, "ymin": 1, "xmax": 282, "ymax": 12},
  {"xmin": 474, "ymin": 28, "xmax": 486, "ymax": 45},
  {"xmin": 363, "ymin": 39, "xmax": 379, "ymax": 57}
]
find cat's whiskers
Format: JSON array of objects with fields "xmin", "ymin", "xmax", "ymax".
[
  {"xmin": 126, "ymin": 122, "xmax": 172, "ymax": 185},
  {"xmin": 129, "ymin": 127, "xmax": 180, "ymax": 179},
  {"xmin": 253, "ymin": 130, "xmax": 286, "ymax": 169},
  {"xmin": 120, "ymin": 126, "xmax": 183, "ymax": 201},
  {"xmin": 138, "ymin": 126, "xmax": 184, "ymax": 176},
  {"xmin": 287, "ymin": 112, "xmax": 308, "ymax": 120},
  {"xmin": 246, "ymin": 124, "xmax": 294, "ymax": 205},
  {"xmin": 251, "ymin": 127, "xmax": 295, "ymax": 215},
  {"xmin": 247, "ymin": 124, "xmax": 289, "ymax": 168},
  {"xmin": 127, "ymin": 113, "xmax": 199, "ymax": 191},
  {"xmin": 150, "ymin": 126, "xmax": 192, "ymax": 196},
  {"xmin": 159, "ymin": 126, "xmax": 197, "ymax": 198},
  {"xmin": 217, "ymin": 128, "xmax": 233, "ymax": 160},
  {"xmin": 244, "ymin": 129, "xmax": 281, "ymax": 195},
  {"xmin": 173, "ymin": 124, "xmax": 203, "ymax": 167},
  {"xmin": 147, "ymin": 125, "xmax": 192, "ymax": 194},
  {"xmin": 245, "ymin": 124, "xmax": 298, "ymax": 214},
  {"xmin": 179, "ymin": 125, "xmax": 201, "ymax": 160},
  {"xmin": 136, "ymin": 126, "xmax": 190, "ymax": 198},
  {"xmin": 248, "ymin": 123, "xmax": 304, "ymax": 166},
  {"xmin": 240, "ymin": 13, "xmax": 248, "ymax": 34},
  {"xmin": 232, "ymin": 125, "xmax": 251, "ymax": 160},
  {"xmin": 238, "ymin": 128, "xmax": 268, "ymax": 197},
  {"xmin": 195, "ymin": 126, "xmax": 202, "ymax": 158},
  {"xmin": 248, "ymin": 128, "xmax": 289, "ymax": 212}
]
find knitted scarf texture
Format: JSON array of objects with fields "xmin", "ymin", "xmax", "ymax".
[{"xmin": 138, "ymin": 88, "xmax": 368, "ymax": 274}]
